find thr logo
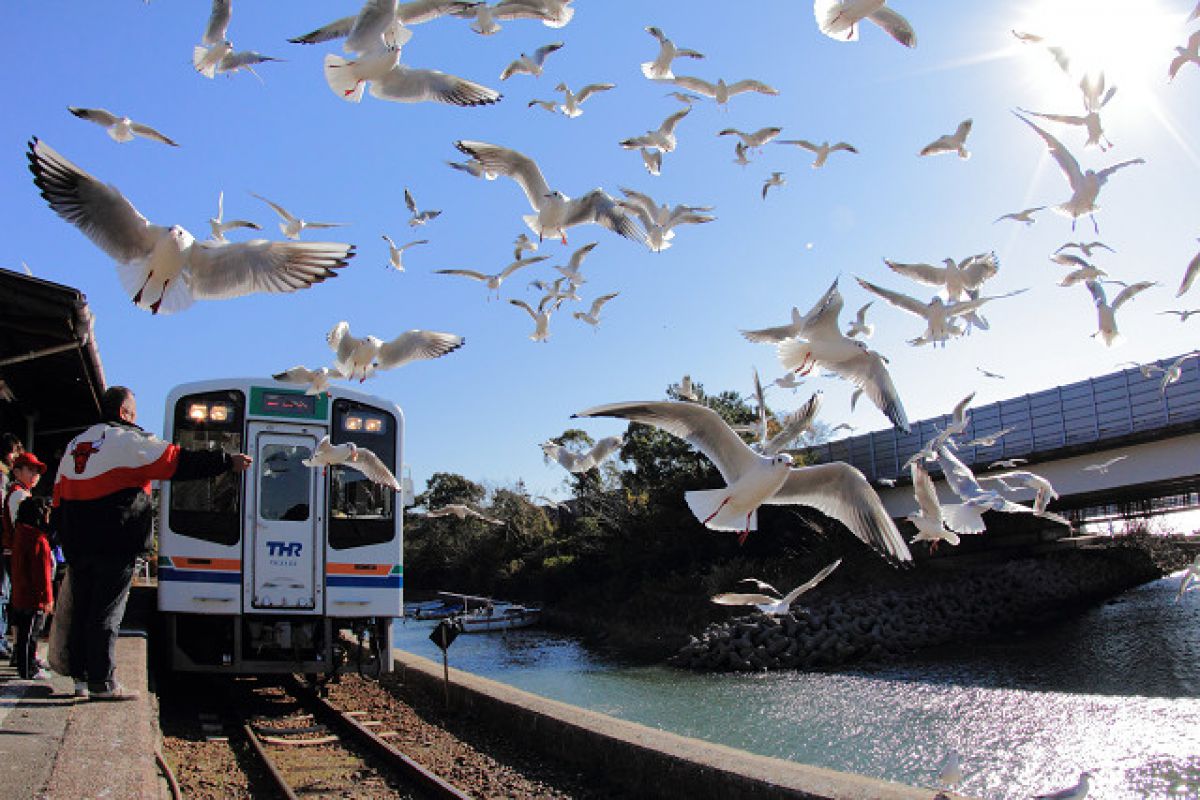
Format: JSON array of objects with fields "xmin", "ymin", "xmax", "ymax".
[{"xmin": 267, "ymin": 541, "xmax": 303, "ymax": 558}]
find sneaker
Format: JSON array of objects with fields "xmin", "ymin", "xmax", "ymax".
[
  {"xmin": 73, "ymin": 681, "xmax": 89, "ymax": 698},
  {"xmin": 89, "ymin": 684, "xmax": 139, "ymax": 702}
]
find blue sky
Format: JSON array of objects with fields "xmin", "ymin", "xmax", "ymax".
[{"xmin": 3, "ymin": 1, "xmax": 1198, "ymax": 502}]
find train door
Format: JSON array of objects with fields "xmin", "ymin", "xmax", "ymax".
[{"xmin": 246, "ymin": 425, "xmax": 324, "ymax": 612}]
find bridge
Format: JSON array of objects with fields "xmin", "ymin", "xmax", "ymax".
[{"xmin": 802, "ymin": 353, "xmax": 1200, "ymax": 530}]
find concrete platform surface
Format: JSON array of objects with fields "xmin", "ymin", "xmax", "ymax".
[{"xmin": 0, "ymin": 632, "xmax": 162, "ymax": 800}]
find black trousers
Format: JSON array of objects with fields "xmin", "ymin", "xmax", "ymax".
[
  {"xmin": 65, "ymin": 557, "xmax": 134, "ymax": 693},
  {"xmin": 11, "ymin": 608, "xmax": 45, "ymax": 678}
]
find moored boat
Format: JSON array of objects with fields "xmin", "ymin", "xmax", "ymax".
[{"xmin": 457, "ymin": 601, "xmax": 541, "ymax": 633}]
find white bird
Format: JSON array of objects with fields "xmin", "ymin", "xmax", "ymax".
[
  {"xmin": 994, "ymin": 206, "xmax": 1045, "ymax": 225},
  {"xmin": 1033, "ymin": 771, "xmax": 1093, "ymax": 800},
  {"xmin": 668, "ymin": 75, "xmax": 779, "ymax": 106},
  {"xmin": 642, "ymin": 26, "xmax": 705, "ymax": 80},
  {"xmin": 884, "ymin": 252, "xmax": 1000, "ymax": 302},
  {"xmin": 250, "ymin": 193, "xmax": 346, "ymax": 241},
  {"xmin": 1015, "ymin": 113, "xmax": 1145, "ymax": 234},
  {"xmin": 404, "ymin": 188, "xmax": 441, "ymax": 227},
  {"xmin": 287, "ymin": 0, "xmax": 470, "ymax": 50},
  {"xmin": 552, "ymin": 241, "xmax": 598, "ymax": 284},
  {"xmin": 962, "ymin": 426, "xmax": 1015, "ymax": 447},
  {"xmin": 208, "ymin": 191, "xmax": 261, "ymax": 242},
  {"xmin": 425, "ymin": 503, "xmax": 504, "ymax": 524},
  {"xmin": 1083, "ymin": 455, "xmax": 1127, "ymax": 474},
  {"xmin": 935, "ymin": 750, "xmax": 963, "ymax": 791},
  {"xmin": 381, "ymin": 235, "xmax": 428, "ymax": 271},
  {"xmin": 272, "ymin": 365, "xmax": 346, "ymax": 395},
  {"xmin": 435, "ymin": 254, "xmax": 549, "ymax": 298},
  {"xmin": 1085, "ymin": 279, "xmax": 1155, "ymax": 347},
  {"xmin": 1168, "ymin": 31, "xmax": 1200, "ymax": 82},
  {"xmin": 777, "ymin": 139, "xmax": 858, "ymax": 168},
  {"xmin": 856, "ymin": 277, "xmax": 1006, "ymax": 347},
  {"xmin": 326, "ymin": 321, "xmax": 465, "ymax": 382},
  {"xmin": 936, "ymin": 446, "xmax": 1069, "ymax": 527},
  {"xmin": 617, "ymin": 187, "xmax": 715, "ymax": 252},
  {"xmin": 718, "ymin": 127, "xmax": 783, "ymax": 150},
  {"xmin": 732, "ymin": 141, "xmax": 752, "ymax": 166},
  {"xmin": 574, "ymin": 400, "xmax": 911, "ymax": 560},
  {"xmin": 323, "ymin": 46, "xmax": 501, "ymax": 106},
  {"xmin": 1157, "ymin": 351, "xmax": 1200, "ymax": 393},
  {"xmin": 1160, "ymin": 309, "xmax": 1200, "ymax": 322},
  {"xmin": 454, "ymin": 140, "xmax": 646, "ymax": 245},
  {"xmin": 513, "ymin": 233, "xmax": 538, "ymax": 260},
  {"xmin": 1056, "ymin": 241, "xmax": 1114, "ymax": 258},
  {"xmin": 527, "ymin": 98, "xmax": 558, "ymax": 113},
  {"xmin": 988, "ymin": 458, "xmax": 1026, "ymax": 469},
  {"xmin": 844, "ymin": 301, "xmax": 874, "ymax": 339},
  {"xmin": 907, "ymin": 461, "xmax": 962, "ymax": 551},
  {"xmin": 813, "ymin": 0, "xmax": 916, "ymax": 47},
  {"xmin": 1054, "ymin": 254, "xmax": 1107, "ymax": 288},
  {"xmin": 1178, "ymin": 239, "xmax": 1200, "ymax": 297},
  {"xmin": 1174, "ymin": 554, "xmax": 1200, "ymax": 603},
  {"xmin": 711, "ymin": 559, "xmax": 842, "ymax": 615},
  {"xmin": 619, "ymin": 107, "xmax": 691, "ymax": 153},
  {"xmin": 640, "ymin": 148, "xmax": 663, "ymax": 176},
  {"xmin": 67, "ymin": 107, "xmax": 178, "ymax": 147},
  {"xmin": 192, "ymin": 40, "xmax": 233, "ymax": 79},
  {"xmin": 303, "ymin": 435, "xmax": 401, "ymax": 490},
  {"xmin": 499, "ymin": 41, "xmax": 563, "ymax": 80},
  {"xmin": 976, "ymin": 366, "xmax": 1005, "ymax": 380},
  {"xmin": 213, "ymin": 49, "xmax": 285, "ymax": 81},
  {"xmin": 551, "ymin": 81, "xmax": 615, "ymax": 117},
  {"xmin": 919, "ymin": 119, "xmax": 972, "ymax": 159},
  {"xmin": 741, "ymin": 278, "xmax": 841, "ymax": 344},
  {"xmin": 762, "ymin": 172, "xmax": 786, "ymax": 200},
  {"xmin": 573, "ymin": 292, "xmax": 619, "ymax": 328},
  {"xmin": 541, "ymin": 435, "xmax": 623, "ymax": 474},
  {"xmin": 509, "ymin": 296, "xmax": 554, "ymax": 341},
  {"xmin": 982, "ymin": 470, "xmax": 1058, "ymax": 514},
  {"xmin": 446, "ymin": 158, "xmax": 497, "ymax": 180},
  {"xmin": 200, "ymin": 0, "xmax": 232, "ymax": 47},
  {"xmin": 1020, "ymin": 103, "xmax": 1112, "ymax": 154},
  {"xmin": 27, "ymin": 139, "xmax": 353, "ymax": 315},
  {"xmin": 470, "ymin": 0, "xmax": 575, "ymax": 31}
]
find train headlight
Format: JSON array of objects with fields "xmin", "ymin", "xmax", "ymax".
[
  {"xmin": 343, "ymin": 414, "xmax": 384, "ymax": 433},
  {"xmin": 209, "ymin": 403, "xmax": 231, "ymax": 422},
  {"xmin": 364, "ymin": 417, "xmax": 383, "ymax": 433},
  {"xmin": 344, "ymin": 415, "xmax": 364, "ymax": 431},
  {"xmin": 188, "ymin": 403, "xmax": 208, "ymax": 422},
  {"xmin": 187, "ymin": 402, "xmax": 233, "ymax": 424}
]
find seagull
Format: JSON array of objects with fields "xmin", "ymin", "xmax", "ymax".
[
  {"xmin": 326, "ymin": 321, "xmax": 465, "ymax": 382},
  {"xmin": 777, "ymin": 139, "xmax": 858, "ymax": 168},
  {"xmin": 976, "ymin": 366, "xmax": 1005, "ymax": 380},
  {"xmin": 450, "ymin": 0, "xmax": 575, "ymax": 36},
  {"xmin": 1168, "ymin": 31, "xmax": 1200, "ymax": 82},
  {"xmin": 573, "ymin": 400, "xmax": 912, "ymax": 559},
  {"xmin": 212, "ymin": 49, "xmax": 284, "ymax": 81},
  {"xmin": 67, "ymin": 107, "xmax": 178, "ymax": 147},
  {"xmin": 425, "ymin": 503, "xmax": 504, "ymax": 524},
  {"xmin": 962, "ymin": 426, "xmax": 1015, "ymax": 447},
  {"xmin": 192, "ymin": 40, "xmax": 234, "ymax": 78},
  {"xmin": 404, "ymin": 188, "xmax": 441, "ymax": 227},
  {"xmin": 1033, "ymin": 771, "xmax": 1093, "ymax": 800},
  {"xmin": 732, "ymin": 141, "xmax": 752, "ymax": 166},
  {"xmin": 813, "ymin": 0, "xmax": 916, "ymax": 47},
  {"xmin": 1085, "ymin": 279, "xmax": 1155, "ymax": 347},
  {"xmin": 513, "ymin": 233, "xmax": 538, "ymax": 260},
  {"xmin": 935, "ymin": 750, "xmax": 963, "ymax": 791},
  {"xmin": 762, "ymin": 172, "xmax": 786, "ymax": 200},
  {"xmin": 324, "ymin": 46, "xmax": 501, "ymax": 105},
  {"xmin": 527, "ymin": 98, "xmax": 558, "ymax": 113},
  {"xmin": 935, "ymin": 445, "xmax": 1069, "ymax": 527},
  {"xmin": 303, "ymin": 435, "xmax": 401, "ymax": 490},
  {"xmin": 272, "ymin": 365, "xmax": 346, "ymax": 395},
  {"xmin": 884, "ymin": 252, "xmax": 999, "ymax": 302},
  {"xmin": 619, "ymin": 107, "xmax": 691, "ymax": 153},
  {"xmin": 919, "ymin": 119, "xmax": 972, "ymax": 159},
  {"xmin": 772, "ymin": 373, "xmax": 805, "ymax": 391},
  {"xmin": 666, "ymin": 90, "xmax": 702, "ymax": 105},
  {"xmin": 509, "ymin": 296, "xmax": 554, "ymax": 341},
  {"xmin": 711, "ymin": 559, "xmax": 842, "ymax": 615},
  {"xmin": 1082, "ymin": 455, "xmax": 1127, "ymax": 474},
  {"xmin": 381, "ymin": 235, "xmax": 428, "ymax": 271},
  {"xmin": 1056, "ymin": 241, "xmax": 1114, "ymax": 258},
  {"xmin": 844, "ymin": 301, "xmax": 874, "ymax": 339},
  {"xmin": 553, "ymin": 81, "xmax": 615, "ymax": 117},
  {"xmin": 1015, "ymin": 112, "xmax": 1145, "ymax": 234},
  {"xmin": 668, "ymin": 75, "xmax": 779, "ymax": 106},
  {"xmin": 550, "ymin": 242, "xmax": 596, "ymax": 286},
  {"xmin": 741, "ymin": 278, "xmax": 841, "ymax": 344},
  {"xmin": 1054, "ymin": 254, "xmax": 1107, "ymax": 287},
  {"xmin": 1118, "ymin": 360, "xmax": 1162, "ymax": 379},
  {"xmin": 1174, "ymin": 554, "xmax": 1200, "ymax": 603},
  {"xmin": 251, "ymin": 193, "xmax": 347, "ymax": 241},
  {"xmin": 642, "ymin": 26, "xmax": 704, "ymax": 80},
  {"xmin": 1157, "ymin": 351, "xmax": 1200, "ymax": 392},
  {"xmin": 573, "ymin": 291, "xmax": 620, "ymax": 328},
  {"xmin": 499, "ymin": 41, "xmax": 563, "ymax": 80},
  {"xmin": 200, "ymin": 0, "xmax": 232, "ymax": 47},
  {"xmin": 1178, "ymin": 240, "xmax": 1200, "ymax": 297},
  {"xmin": 454, "ymin": 140, "xmax": 647, "ymax": 246},
  {"xmin": 907, "ymin": 461, "xmax": 962, "ymax": 551},
  {"xmin": 988, "ymin": 458, "xmax": 1027, "ymax": 469},
  {"xmin": 541, "ymin": 435, "xmax": 623, "ymax": 473},
  {"xmin": 287, "ymin": 0, "xmax": 472, "ymax": 50},
  {"xmin": 1160, "ymin": 309, "xmax": 1200, "ymax": 322},
  {"xmin": 982, "ymin": 470, "xmax": 1058, "ymax": 514},
  {"xmin": 27, "ymin": 139, "xmax": 353, "ymax": 315},
  {"xmin": 434, "ymin": 254, "xmax": 549, "ymax": 298},
  {"xmin": 617, "ymin": 187, "xmax": 715, "ymax": 252},
  {"xmin": 640, "ymin": 148, "xmax": 663, "ymax": 176},
  {"xmin": 208, "ymin": 191, "xmax": 262, "ymax": 242},
  {"xmin": 446, "ymin": 158, "xmax": 497, "ymax": 179},
  {"xmin": 994, "ymin": 206, "xmax": 1045, "ymax": 225},
  {"xmin": 856, "ymin": 277, "xmax": 1006, "ymax": 346},
  {"xmin": 718, "ymin": 127, "xmax": 784, "ymax": 150}
]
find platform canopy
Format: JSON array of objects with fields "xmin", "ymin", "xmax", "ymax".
[{"xmin": 0, "ymin": 269, "xmax": 106, "ymax": 459}]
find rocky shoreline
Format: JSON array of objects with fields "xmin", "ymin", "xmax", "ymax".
[{"xmin": 669, "ymin": 546, "xmax": 1168, "ymax": 672}]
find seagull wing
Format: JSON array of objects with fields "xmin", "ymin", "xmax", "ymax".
[
  {"xmin": 455, "ymin": 140, "xmax": 551, "ymax": 210},
  {"xmin": 187, "ymin": 240, "xmax": 354, "ymax": 299},
  {"xmin": 27, "ymin": 138, "xmax": 158, "ymax": 265},
  {"xmin": 573, "ymin": 400, "xmax": 758, "ymax": 486},
  {"xmin": 884, "ymin": 259, "xmax": 948, "ymax": 288},
  {"xmin": 726, "ymin": 79, "xmax": 778, "ymax": 96},
  {"xmin": 779, "ymin": 139, "xmax": 820, "ymax": 152},
  {"xmin": 768, "ymin": 462, "xmax": 912, "ymax": 563},
  {"xmin": 710, "ymin": 592, "xmax": 777, "ymax": 607},
  {"xmin": 203, "ymin": 0, "xmax": 233, "ymax": 46},
  {"xmin": 497, "ymin": 254, "xmax": 548, "ymax": 279},
  {"xmin": 1095, "ymin": 158, "xmax": 1146, "ymax": 183},
  {"xmin": 434, "ymin": 268, "xmax": 491, "ymax": 281},
  {"xmin": 567, "ymin": 241, "xmax": 599, "ymax": 270},
  {"xmin": 532, "ymin": 41, "xmax": 564, "ymax": 64},
  {"xmin": 798, "ymin": 278, "xmax": 846, "ymax": 339},
  {"xmin": 778, "ymin": 559, "xmax": 843, "ymax": 605},
  {"xmin": 68, "ymin": 106, "xmax": 119, "ymax": 128},
  {"xmin": 1111, "ymin": 280, "xmax": 1155, "ymax": 309},
  {"xmin": 1023, "ymin": 110, "xmax": 1086, "ymax": 127},
  {"xmin": 1176, "ymin": 252, "xmax": 1199, "ymax": 297},
  {"xmin": 273, "ymin": 366, "xmax": 320, "ymax": 384},
  {"xmin": 289, "ymin": 15, "xmax": 356, "ymax": 44},
  {"xmin": 856, "ymin": 277, "xmax": 931, "ymax": 319},
  {"xmin": 911, "ymin": 461, "xmax": 943, "ymax": 521},
  {"xmin": 822, "ymin": 347, "xmax": 909, "ymax": 433},
  {"xmin": 659, "ymin": 106, "xmax": 691, "ymax": 135},
  {"xmin": 669, "ymin": 75, "xmax": 717, "ymax": 97},
  {"xmin": 565, "ymin": 190, "xmax": 649, "ymax": 245},
  {"xmin": 371, "ymin": 65, "xmax": 501, "ymax": 106},
  {"xmin": 958, "ymin": 252, "xmax": 1000, "ymax": 288},
  {"xmin": 575, "ymin": 83, "xmax": 616, "ymax": 103},
  {"xmin": 867, "ymin": 6, "xmax": 916, "ymax": 47},
  {"xmin": 250, "ymin": 193, "xmax": 298, "ymax": 224},
  {"xmin": 763, "ymin": 390, "xmax": 822, "ymax": 456},
  {"xmin": 327, "ymin": 321, "xmax": 362, "ymax": 370},
  {"xmin": 586, "ymin": 291, "xmax": 619, "ymax": 317},
  {"xmin": 1016, "ymin": 113, "xmax": 1083, "ymax": 190},
  {"xmin": 346, "ymin": 446, "xmax": 402, "ymax": 490},
  {"xmin": 346, "ymin": 0, "xmax": 401, "ymax": 54},
  {"xmin": 374, "ymin": 330, "xmax": 465, "ymax": 369}
]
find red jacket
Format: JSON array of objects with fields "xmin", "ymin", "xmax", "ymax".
[{"xmin": 11, "ymin": 521, "xmax": 54, "ymax": 612}]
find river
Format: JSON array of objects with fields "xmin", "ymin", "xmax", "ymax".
[{"xmin": 394, "ymin": 572, "xmax": 1200, "ymax": 799}]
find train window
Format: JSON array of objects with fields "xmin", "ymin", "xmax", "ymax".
[
  {"xmin": 259, "ymin": 445, "xmax": 312, "ymax": 521},
  {"xmin": 329, "ymin": 399, "xmax": 397, "ymax": 550},
  {"xmin": 170, "ymin": 391, "xmax": 244, "ymax": 545}
]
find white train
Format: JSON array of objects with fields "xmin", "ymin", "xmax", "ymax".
[{"xmin": 158, "ymin": 378, "xmax": 406, "ymax": 674}]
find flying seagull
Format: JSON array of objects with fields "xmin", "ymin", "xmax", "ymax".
[
  {"xmin": 434, "ymin": 254, "xmax": 549, "ymax": 298},
  {"xmin": 323, "ymin": 45, "xmax": 501, "ymax": 106},
  {"xmin": 381, "ymin": 235, "xmax": 428, "ymax": 271},
  {"xmin": 710, "ymin": 559, "xmax": 842, "ymax": 615},
  {"xmin": 641, "ymin": 26, "xmax": 704, "ymax": 80},
  {"xmin": 208, "ymin": 191, "xmax": 262, "ymax": 242},
  {"xmin": 404, "ymin": 188, "xmax": 441, "ymax": 226},
  {"xmin": 668, "ymin": 75, "xmax": 779, "ymax": 106},
  {"xmin": 1085, "ymin": 279, "xmax": 1155, "ymax": 347},
  {"xmin": 919, "ymin": 119, "xmax": 972, "ymax": 159},
  {"xmin": 67, "ymin": 107, "xmax": 178, "ymax": 147},
  {"xmin": 251, "ymin": 193, "xmax": 347, "ymax": 240},
  {"xmin": 499, "ymin": 41, "xmax": 564, "ymax": 80},
  {"xmin": 303, "ymin": 435, "xmax": 401, "ymax": 491},
  {"xmin": 425, "ymin": 503, "xmax": 504, "ymax": 524},
  {"xmin": 813, "ymin": 0, "xmax": 915, "ymax": 46},
  {"xmin": 552, "ymin": 81, "xmax": 615, "ymax": 117},
  {"xmin": 327, "ymin": 321, "xmax": 465, "ymax": 381},
  {"xmin": 541, "ymin": 435, "xmax": 624, "ymax": 473},
  {"xmin": 272, "ymin": 365, "xmax": 346, "ymax": 395},
  {"xmin": 777, "ymin": 139, "xmax": 858, "ymax": 168}
]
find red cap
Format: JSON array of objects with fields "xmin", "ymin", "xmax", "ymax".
[{"xmin": 12, "ymin": 452, "xmax": 46, "ymax": 475}]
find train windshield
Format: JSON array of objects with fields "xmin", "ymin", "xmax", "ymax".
[
  {"xmin": 169, "ymin": 390, "xmax": 244, "ymax": 545},
  {"xmin": 329, "ymin": 399, "xmax": 397, "ymax": 550}
]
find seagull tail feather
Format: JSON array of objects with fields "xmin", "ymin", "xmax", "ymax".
[{"xmin": 323, "ymin": 54, "xmax": 365, "ymax": 102}]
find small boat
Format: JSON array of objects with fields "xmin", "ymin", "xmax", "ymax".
[{"xmin": 456, "ymin": 601, "xmax": 541, "ymax": 633}]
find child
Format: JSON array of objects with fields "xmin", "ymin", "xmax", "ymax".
[{"xmin": 11, "ymin": 496, "xmax": 54, "ymax": 679}]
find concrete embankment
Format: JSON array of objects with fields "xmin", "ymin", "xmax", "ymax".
[
  {"xmin": 671, "ymin": 547, "xmax": 1161, "ymax": 673},
  {"xmin": 392, "ymin": 648, "xmax": 963, "ymax": 800}
]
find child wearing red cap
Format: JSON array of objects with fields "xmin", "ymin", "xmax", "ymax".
[
  {"xmin": 10, "ymin": 495, "xmax": 53, "ymax": 679},
  {"xmin": 2, "ymin": 450, "xmax": 44, "ymax": 661}
]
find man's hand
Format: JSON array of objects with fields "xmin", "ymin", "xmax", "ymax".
[{"xmin": 230, "ymin": 453, "xmax": 253, "ymax": 472}]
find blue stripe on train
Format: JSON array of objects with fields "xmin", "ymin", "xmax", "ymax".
[
  {"xmin": 158, "ymin": 567, "xmax": 241, "ymax": 584},
  {"xmin": 327, "ymin": 575, "xmax": 403, "ymax": 588}
]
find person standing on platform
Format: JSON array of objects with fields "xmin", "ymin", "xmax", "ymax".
[
  {"xmin": 10, "ymin": 496, "xmax": 54, "ymax": 679},
  {"xmin": 51, "ymin": 386, "xmax": 252, "ymax": 700},
  {"xmin": 2, "ymin": 446, "xmax": 39, "ymax": 661}
]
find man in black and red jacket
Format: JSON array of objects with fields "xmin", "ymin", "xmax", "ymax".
[{"xmin": 52, "ymin": 386, "xmax": 252, "ymax": 700}]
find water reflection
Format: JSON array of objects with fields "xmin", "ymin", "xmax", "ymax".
[{"xmin": 395, "ymin": 575, "xmax": 1200, "ymax": 799}]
